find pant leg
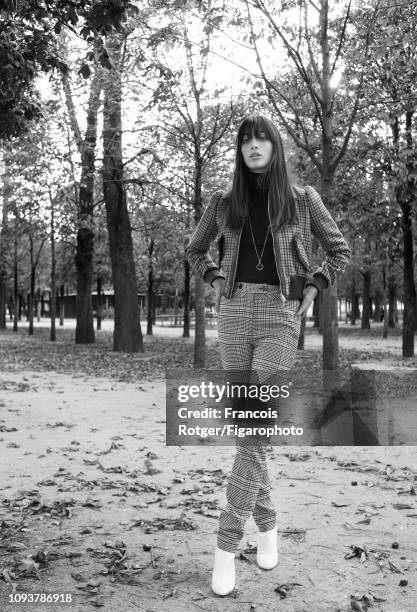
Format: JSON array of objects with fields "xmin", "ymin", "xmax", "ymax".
[
  {"xmin": 217, "ymin": 437, "xmax": 270, "ymax": 552},
  {"xmin": 251, "ymin": 295, "xmax": 301, "ymax": 532},
  {"xmin": 217, "ymin": 288, "xmax": 257, "ymax": 551}
]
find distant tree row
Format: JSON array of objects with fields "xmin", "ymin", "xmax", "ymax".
[{"xmin": 0, "ymin": 0, "xmax": 416, "ymax": 372}]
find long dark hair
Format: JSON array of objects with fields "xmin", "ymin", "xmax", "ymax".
[{"xmin": 225, "ymin": 114, "xmax": 298, "ymax": 231}]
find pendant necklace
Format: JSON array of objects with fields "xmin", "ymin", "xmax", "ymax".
[{"xmin": 247, "ymin": 213, "xmax": 270, "ymax": 271}]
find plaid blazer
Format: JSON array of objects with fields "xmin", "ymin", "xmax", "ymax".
[{"xmin": 185, "ymin": 185, "xmax": 351, "ymax": 300}]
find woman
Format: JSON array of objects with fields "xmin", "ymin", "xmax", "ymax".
[{"xmin": 186, "ymin": 114, "xmax": 351, "ymax": 596}]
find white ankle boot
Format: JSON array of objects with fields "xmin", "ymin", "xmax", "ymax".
[
  {"xmin": 256, "ymin": 525, "xmax": 278, "ymax": 569},
  {"xmin": 211, "ymin": 546, "xmax": 235, "ymax": 596}
]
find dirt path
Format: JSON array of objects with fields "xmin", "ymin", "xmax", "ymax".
[{"xmin": 1, "ymin": 367, "xmax": 416, "ymax": 612}]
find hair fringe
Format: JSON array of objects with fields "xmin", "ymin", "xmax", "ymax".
[{"xmin": 224, "ymin": 114, "xmax": 298, "ymax": 231}]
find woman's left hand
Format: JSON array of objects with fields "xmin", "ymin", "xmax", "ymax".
[{"xmin": 294, "ymin": 285, "xmax": 318, "ymax": 319}]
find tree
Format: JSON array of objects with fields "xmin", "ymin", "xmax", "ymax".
[
  {"xmin": 146, "ymin": 4, "xmax": 236, "ymax": 367},
  {"xmin": 358, "ymin": 1, "xmax": 417, "ymax": 354},
  {"xmin": 0, "ymin": 0, "xmax": 129, "ymax": 139},
  {"xmin": 382, "ymin": 81, "xmax": 416, "ymax": 354},
  {"xmin": 133, "ymin": 192, "xmax": 185, "ymax": 335},
  {"xmin": 0, "ymin": 153, "xmax": 12, "ymax": 328},
  {"xmin": 61, "ymin": 35, "xmax": 103, "ymax": 344},
  {"xmin": 244, "ymin": 0, "xmax": 380, "ymax": 385},
  {"xmin": 102, "ymin": 29, "xmax": 143, "ymax": 352}
]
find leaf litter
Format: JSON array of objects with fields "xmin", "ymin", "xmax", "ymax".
[{"xmin": 1, "ymin": 330, "xmax": 417, "ymax": 609}]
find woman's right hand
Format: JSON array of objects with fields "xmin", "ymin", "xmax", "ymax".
[{"xmin": 213, "ymin": 278, "xmax": 226, "ymax": 315}]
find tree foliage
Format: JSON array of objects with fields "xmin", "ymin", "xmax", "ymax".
[{"xmin": 0, "ymin": 0, "xmax": 131, "ymax": 139}]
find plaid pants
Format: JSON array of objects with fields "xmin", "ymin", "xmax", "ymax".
[{"xmin": 217, "ymin": 282, "xmax": 301, "ymax": 552}]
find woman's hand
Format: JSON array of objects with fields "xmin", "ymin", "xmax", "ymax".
[
  {"xmin": 295, "ymin": 285, "xmax": 318, "ymax": 319},
  {"xmin": 213, "ymin": 278, "xmax": 226, "ymax": 315}
]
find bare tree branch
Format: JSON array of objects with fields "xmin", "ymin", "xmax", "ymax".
[
  {"xmin": 250, "ymin": 0, "xmax": 324, "ymax": 111},
  {"xmin": 331, "ymin": 0, "xmax": 381, "ymax": 171},
  {"xmin": 303, "ymin": 0, "xmax": 322, "ymax": 85}
]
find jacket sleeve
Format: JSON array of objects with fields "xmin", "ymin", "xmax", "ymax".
[
  {"xmin": 305, "ymin": 185, "xmax": 351, "ymax": 289},
  {"xmin": 185, "ymin": 191, "xmax": 226, "ymax": 285}
]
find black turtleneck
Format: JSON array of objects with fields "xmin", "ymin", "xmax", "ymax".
[{"xmin": 235, "ymin": 172, "xmax": 280, "ymax": 285}]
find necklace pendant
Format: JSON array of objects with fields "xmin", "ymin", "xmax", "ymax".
[{"xmin": 256, "ymin": 262, "xmax": 264, "ymax": 271}]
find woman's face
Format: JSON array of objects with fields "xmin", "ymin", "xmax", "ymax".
[{"xmin": 240, "ymin": 129, "xmax": 273, "ymax": 173}]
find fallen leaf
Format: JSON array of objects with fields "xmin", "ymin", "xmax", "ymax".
[
  {"xmin": 7, "ymin": 542, "xmax": 28, "ymax": 551},
  {"xmin": 388, "ymin": 560, "xmax": 403, "ymax": 573},
  {"xmin": 15, "ymin": 557, "xmax": 40, "ymax": 578},
  {"xmin": 350, "ymin": 596, "xmax": 367, "ymax": 611},
  {"xmin": 82, "ymin": 498, "xmax": 102, "ymax": 509},
  {"xmin": 283, "ymin": 453, "xmax": 311, "ymax": 462},
  {"xmin": 274, "ymin": 583, "xmax": 302, "ymax": 599},
  {"xmin": 162, "ymin": 588, "xmax": 177, "ymax": 599},
  {"xmin": 144, "ymin": 459, "xmax": 161, "ymax": 475},
  {"xmin": 356, "ymin": 517, "xmax": 371, "ymax": 525},
  {"xmin": 345, "ymin": 545, "xmax": 368, "ymax": 561}
]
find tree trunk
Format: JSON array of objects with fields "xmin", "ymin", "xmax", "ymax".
[
  {"xmin": 361, "ymin": 269, "xmax": 371, "ymax": 329},
  {"xmin": 36, "ymin": 288, "xmax": 41, "ymax": 322},
  {"xmin": 13, "ymin": 225, "xmax": 18, "ymax": 332},
  {"xmin": 174, "ymin": 284, "xmax": 179, "ymax": 326},
  {"xmin": 382, "ymin": 255, "xmax": 388, "ymax": 339},
  {"xmin": 147, "ymin": 238, "xmax": 154, "ymax": 335},
  {"xmin": 297, "ymin": 315, "xmax": 306, "ymax": 350},
  {"xmin": 401, "ymin": 109, "xmax": 416, "ymax": 357},
  {"xmin": 192, "ymin": 162, "xmax": 206, "ymax": 369},
  {"xmin": 50, "ymin": 203, "xmax": 56, "ymax": 342},
  {"xmin": 62, "ymin": 44, "xmax": 102, "ymax": 345},
  {"xmin": 390, "ymin": 111, "xmax": 415, "ymax": 355},
  {"xmin": 152, "ymin": 295, "xmax": 156, "ymax": 325},
  {"xmin": 29, "ymin": 261, "xmax": 35, "ymax": 336},
  {"xmin": 320, "ymin": 0, "xmax": 339, "ymax": 387},
  {"xmin": 313, "ymin": 293, "xmax": 320, "ymax": 328},
  {"xmin": 354, "ymin": 294, "xmax": 360, "ymax": 319},
  {"xmin": 183, "ymin": 256, "xmax": 190, "ymax": 338},
  {"xmin": 75, "ymin": 225, "xmax": 95, "ymax": 343},
  {"xmin": 403, "ymin": 104, "xmax": 417, "ymax": 344},
  {"xmin": 194, "ymin": 275, "xmax": 206, "ymax": 368},
  {"xmin": 350, "ymin": 287, "xmax": 356, "ymax": 325},
  {"xmin": 321, "ymin": 281, "xmax": 339, "ymax": 389},
  {"xmin": 401, "ymin": 198, "xmax": 415, "ymax": 355},
  {"xmin": 373, "ymin": 289, "xmax": 382, "ymax": 323},
  {"xmin": 96, "ymin": 277, "xmax": 102, "ymax": 331},
  {"xmin": 102, "ymin": 32, "xmax": 143, "ymax": 352},
  {"xmin": 388, "ymin": 275, "xmax": 396, "ymax": 329},
  {"xmin": 0, "ymin": 161, "xmax": 11, "ymax": 329},
  {"xmin": 59, "ymin": 284, "xmax": 65, "ymax": 325}
]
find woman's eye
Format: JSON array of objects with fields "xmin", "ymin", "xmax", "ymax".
[{"xmin": 258, "ymin": 132, "xmax": 267, "ymax": 139}]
